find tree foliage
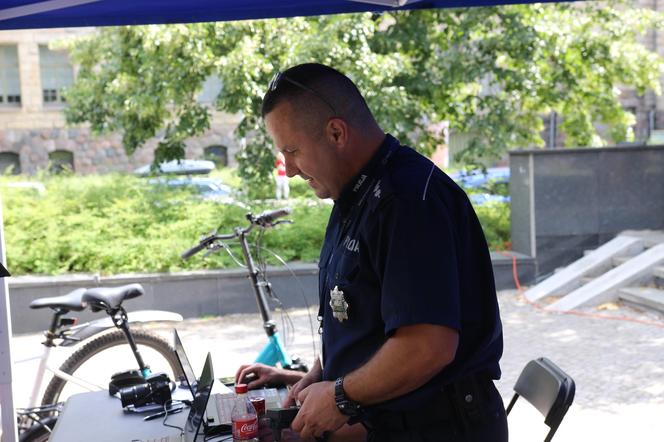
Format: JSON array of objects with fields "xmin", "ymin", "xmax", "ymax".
[{"xmin": 63, "ymin": 1, "xmax": 664, "ymax": 195}]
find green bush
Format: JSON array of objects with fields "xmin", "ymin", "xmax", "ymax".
[
  {"xmin": 474, "ymin": 201, "xmax": 511, "ymax": 250},
  {"xmin": 1, "ymin": 174, "xmax": 331, "ymax": 276},
  {"xmin": 1, "ymin": 172, "xmax": 510, "ymax": 276}
]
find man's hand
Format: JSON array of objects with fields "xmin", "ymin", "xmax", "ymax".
[
  {"xmin": 283, "ymin": 358, "xmax": 322, "ymax": 407},
  {"xmin": 291, "ymin": 381, "xmax": 348, "ymax": 440},
  {"xmin": 236, "ymin": 363, "xmax": 278, "ymax": 389}
]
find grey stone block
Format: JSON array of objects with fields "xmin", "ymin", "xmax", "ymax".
[{"xmin": 510, "ymin": 145, "xmax": 664, "ymax": 276}]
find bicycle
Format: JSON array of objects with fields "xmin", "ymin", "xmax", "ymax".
[
  {"xmin": 182, "ymin": 207, "xmax": 311, "ymax": 373},
  {"xmin": 14, "ymin": 283, "xmax": 184, "ymax": 442}
]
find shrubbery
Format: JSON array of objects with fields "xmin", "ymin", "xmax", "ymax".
[
  {"xmin": 1, "ymin": 173, "xmax": 330, "ymax": 276},
  {"xmin": 474, "ymin": 202, "xmax": 511, "ymax": 251},
  {"xmin": 1, "ymin": 171, "xmax": 509, "ymax": 276}
]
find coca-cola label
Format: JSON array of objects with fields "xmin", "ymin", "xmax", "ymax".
[{"xmin": 232, "ymin": 417, "xmax": 258, "ymax": 439}]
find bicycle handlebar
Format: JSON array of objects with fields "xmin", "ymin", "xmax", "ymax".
[
  {"xmin": 181, "ymin": 240, "xmax": 211, "ymax": 260},
  {"xmin": 251, "ymin": 208, "xmax": 292, "ymax": 227},
  {"xmin": 181, "ymin": 208, "xmax": 292, "ymax": 260}
]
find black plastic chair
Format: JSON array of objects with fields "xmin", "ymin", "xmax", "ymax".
[{"xmin": 506, "ymin": 357, "xmax": 576, "ymax": 442}]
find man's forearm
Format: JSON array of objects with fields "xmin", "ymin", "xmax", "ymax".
[{"xmin": 342, "ymin": 324, "xmax": 458, "ymax": 405}]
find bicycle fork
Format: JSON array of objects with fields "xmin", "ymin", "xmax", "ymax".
[{"xmin": 237, "ymin": 229, "xmax": 293, "ymax": 367}]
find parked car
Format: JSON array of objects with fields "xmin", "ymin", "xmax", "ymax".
[
  {"xmin": 448, "ymin": 167, "xmax": 510, "ymax": 205},
  {"xmin": 448, "ymin": 167, "xmax": 509, "ymax": 188},
  {"xmin": 147, "ymin": 176, "xmax": 247, "ymax": 208},
  {"xmin": 133, "ymin": 159, "xmax": 215, "ymax": 176},
  {"xmin": 0, "ymin": 181, "xmax": 46, "ymax": 195}
]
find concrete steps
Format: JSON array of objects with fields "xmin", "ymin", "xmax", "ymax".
[
  {"xmin": 525, "ymin": 230, "xmax": 664, "ymax": 313},
  {"xmin": 611, "ymin": 255, "xmax": 632, "ymax": 267},
  {"xmin": 619, "ymin": 287, "xmax": 664, "ymax": 314},
  {"xmin": 524, "ymin": 235, "xmax": 644, "ymax": 302},
  {"xmin": 654, "ymin": 266, "xmax": 664, "ymax": 285},
  {"xmin": 547, "ymin": 243, "xmax": 664, "ymax": 311}
]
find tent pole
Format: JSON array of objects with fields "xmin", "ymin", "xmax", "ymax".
[{"xmin": 0, "ymin": 198, "xmax": 17, "ymax": 442}]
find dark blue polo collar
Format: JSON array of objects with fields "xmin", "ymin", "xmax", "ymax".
[{"xmin": 335, "ymin": 134, "xmax": 400, "ymax": 212}]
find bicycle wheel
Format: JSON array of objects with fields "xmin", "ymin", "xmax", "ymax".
[
  {"xmin": 41, "ymin": 329, "xmax": 182, "ymax": 406},
  {"xmin": 18, "ymin": 416, "xmax": 57, "ymax": 442}
]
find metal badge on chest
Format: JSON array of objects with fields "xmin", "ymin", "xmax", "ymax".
[{"xmin": 329, "ymin": 285, "xmax": 349, "ymax": 322}]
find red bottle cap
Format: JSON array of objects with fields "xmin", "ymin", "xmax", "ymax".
[{"xmin": 235, "ymin": 383, "xmax": 248, "ymax": 394}]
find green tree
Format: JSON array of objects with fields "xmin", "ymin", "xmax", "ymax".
[{"xmin": 62, "ymin": 1, "xmax": 663, "ymax": 196}]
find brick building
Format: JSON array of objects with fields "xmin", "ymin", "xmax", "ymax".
[{"xmin": 0, "ymin": 28, "xmax": 241, "ymax": 175}]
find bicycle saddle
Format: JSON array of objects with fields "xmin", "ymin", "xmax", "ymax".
[
  {"xmin": 30, "ymin": 287, "xmax": 88, "ymax": 311},
  {"xmin": 82, "ymin": 283, "xmax": 145, "ymax": 312}
]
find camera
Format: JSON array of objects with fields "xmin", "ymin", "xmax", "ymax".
[{"xmin": 119, "ymin": 372, "xmax": 172, "ymax": 408}]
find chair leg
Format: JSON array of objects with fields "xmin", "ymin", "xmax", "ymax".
[
  {"xmin": 505, "ymin": 393, "xmax": 519, "ymax": 416},
  {"xmin": 544, "ymin": 424, "xmax": 559, "ymax": 442}
]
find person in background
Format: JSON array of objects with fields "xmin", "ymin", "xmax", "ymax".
[
  {"xmin": 275, "ymin": 151, "xmax": 289, "ymax": 199},
  {"xmin": 239, "ymin": 63, "xmax": 507, "ymax": 442}
]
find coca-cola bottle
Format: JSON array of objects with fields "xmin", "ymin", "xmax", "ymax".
[{"xmin": 231, "ymin": 384, "xmax": 259, "ymax": 442}]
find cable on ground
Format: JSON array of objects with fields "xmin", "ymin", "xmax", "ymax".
[{"xmin": 497, "ymin": 250, "xmax": 664, "ymax": 329}]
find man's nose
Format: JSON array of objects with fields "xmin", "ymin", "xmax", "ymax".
[{"xmin": 285, "ymin": 158, "xmax": 298, "ymax": 178}]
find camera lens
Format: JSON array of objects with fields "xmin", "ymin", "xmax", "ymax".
[{"xmin": 119, "ymin": 380, "xmax": 171, "ymax": 408}]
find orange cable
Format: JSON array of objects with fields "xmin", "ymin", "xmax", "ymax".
[{"xmin": 497, "ymin": 250, "xmax": 664, "ymax": 329}]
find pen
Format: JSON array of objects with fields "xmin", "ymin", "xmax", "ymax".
[{"xmin": 143, "ymin": 406, "xmax": 184, "ymax": 421}]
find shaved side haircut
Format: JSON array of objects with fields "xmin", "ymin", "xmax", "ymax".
[{"xmin": 262, "ymin": 63, "xmax": 376, "ymax": 132}]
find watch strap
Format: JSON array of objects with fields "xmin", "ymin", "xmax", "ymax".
[{"xmin": 334, "ymin": 376, "xmax": 362, "ymax": 417}]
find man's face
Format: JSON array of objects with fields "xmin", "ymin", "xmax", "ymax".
[{"xmin": 265, "ymin": 101, "xmax": 342, "ymax": 200}]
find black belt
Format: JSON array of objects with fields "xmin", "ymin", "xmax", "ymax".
[{"xmin": 364, "ymin": 370, "xmax": 495, "ymax": 432}]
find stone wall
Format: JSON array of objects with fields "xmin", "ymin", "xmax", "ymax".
[
  {"xmin": 509, "ymin": 145, "xmax": 664, "ymax": 276},
  {"xmin": 0, "ymin": 115, "xmax": 242, "ymax": 174},
  {"xmin": 0, "ymin": 28, "xmax": 243, "ymax": 174}
]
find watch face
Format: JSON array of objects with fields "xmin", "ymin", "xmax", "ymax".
[{"xmin": 339, "ymin": 400, "xmax": 360, "ymax": 416}]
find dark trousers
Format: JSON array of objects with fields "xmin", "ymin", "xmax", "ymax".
[{"xmin": 365, "ymin": 374, "xmax": 508, "ymax": 442}]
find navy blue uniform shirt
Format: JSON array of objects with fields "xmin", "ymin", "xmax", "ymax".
[{"xmin": 318, "ymin": 134, "xmax": 503, "ymax": 412}]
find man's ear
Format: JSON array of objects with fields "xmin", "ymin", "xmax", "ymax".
[{"xmin": 325, "ymin": 118, "xmax": 348, "ymax": 147}]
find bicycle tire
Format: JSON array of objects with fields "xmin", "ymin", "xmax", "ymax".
[
  {"xmin": 41, "ymin": 329, "xmax": 182, "ymax": 406},
  {"xmin": 18, "ymin": 416, "xmax": 57, "ymax": 442}
]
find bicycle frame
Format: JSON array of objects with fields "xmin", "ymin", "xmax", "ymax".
[
  {"xmin": 184, "ymin": 210, "xmax": 302, "ymax": 369},
  {"xmin": 236, "ymin": 225, "xmax": 292, "ymax": 367},
  {"xmin": 16, "ymin": 309, "xmax": 183, "ymax": 409},
  {"xmin": 16, "ymin": 345, "xmax": 104, "ymax": 409}
]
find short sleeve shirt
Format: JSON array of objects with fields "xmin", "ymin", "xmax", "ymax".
[{"xmin": 318, "ymin": 134, "xmax": 503, "ymax": 412}]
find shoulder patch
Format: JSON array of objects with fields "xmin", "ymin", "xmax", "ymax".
[{"xmin": 373, "ymin": 180, "xmax": 382, "ymax": 199}]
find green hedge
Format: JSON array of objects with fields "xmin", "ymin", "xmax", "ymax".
[
  {"xmin": 1, "ymin": 172, "xmax": 509, "ymax": 276},
  {"xmin": 1, "ymin": 174, "xmax": 330, "ymax": 275}
]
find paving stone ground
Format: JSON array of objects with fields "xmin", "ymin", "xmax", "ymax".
[{"xmin": 6, "ymin": 289, "xmax": 664, "ymax": 441}]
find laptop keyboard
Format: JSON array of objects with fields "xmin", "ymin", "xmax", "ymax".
[{"xmin": 213, "ymin": 392, "xmax": 236, "ymax": 424}]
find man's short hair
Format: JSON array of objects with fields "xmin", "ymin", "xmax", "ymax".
[{"xmin": 261, "ymin": 63, "xmax": 373, "ymax": 128}]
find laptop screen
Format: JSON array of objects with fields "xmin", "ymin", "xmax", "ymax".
[
  {"xmin": 174, "ymin": 329, "xmax": 198, "ymax": 395},
  {"xmin": 184, "ymin": 352, "xmax": 214, "ymax": 442}
]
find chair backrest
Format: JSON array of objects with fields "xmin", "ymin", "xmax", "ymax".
[{"xmin": 506, "ymin": 357, "xmax": 575, "ymax": 441}]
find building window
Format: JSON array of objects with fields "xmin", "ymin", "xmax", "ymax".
[
  {"xmin": 0, "ymin": 45, "xmax": 21, "ymax": 107},
  {"xmin": 204, "ymin": 145, "xmax": 228, "ymax": 167},
  {"xmin": 0, "ymin": 152, "xmax": 21, "ymax": 175},
  {"xmin": 48, "ymin": 150, "xmax": 74, "ymax": 174},
  {"xmin": 197, "ymin": 75, "xmax": 223, "ymax": 104},
  {"xmin": 39, "ymin": 45, "xmax": 74, "ymax": 105}
]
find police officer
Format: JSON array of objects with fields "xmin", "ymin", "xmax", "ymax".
[{"xmin": 241, "ymin": 63, "xmax": 507, "ymax": 442}]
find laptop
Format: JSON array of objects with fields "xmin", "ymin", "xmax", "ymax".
[
  {"xmin": 174, "ymin": 329, "xmax": 236, "ymax": 426},
  {"xmin": 131, "ymin": 352, "xmax": 214, "ymax": 442},
  {"xmin": 174, "ymin": 328, "xmax": 199, "ymax": 393},
  {"xmin": 184, "ymin": 352, "xmax": 215, "ymax": 442},
  {"xmin": 173, "ymin": 329, "xmax": 285, "ymax": 426}
]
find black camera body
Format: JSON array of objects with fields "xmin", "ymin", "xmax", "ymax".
[{"xmin": 119, "ymin": 372, "xmax": 172, "ymax": 408}]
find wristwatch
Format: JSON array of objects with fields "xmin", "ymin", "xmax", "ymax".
[{"xmin": 334, "ymin": 376, "xmax": 363, "ymax": 417}]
